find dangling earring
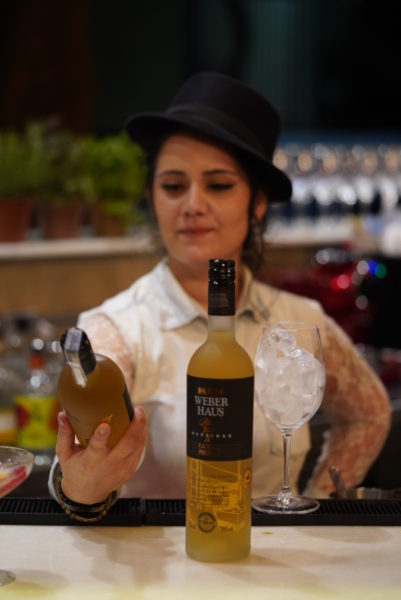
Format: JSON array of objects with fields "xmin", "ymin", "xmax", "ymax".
[{"xmin": 251, "ymin": 215, "xmax": 264, "ymax": 255}]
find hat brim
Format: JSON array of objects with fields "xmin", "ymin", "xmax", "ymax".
[{"xmin": 126, "ymin": 112, "xmax": 292, "ymax": 203}]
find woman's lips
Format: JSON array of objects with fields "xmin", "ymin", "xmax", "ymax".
[{"xmin": 179, "ymin": 228, "xmax": 213, "ymax": 237}]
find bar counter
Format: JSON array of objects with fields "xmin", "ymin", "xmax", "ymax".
[{"xmin": 1, "ymin": 523, "xmax": 400, "ymax": 599}]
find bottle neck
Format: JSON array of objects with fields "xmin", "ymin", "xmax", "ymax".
[
  {"xmin": 208, "ymin": 283, "xmax": 235, "ymax": 334},
  {"xmin": 62, "ymin": 328, "xmax": 97, "ymax": 387},
  {"xmin": 207, "ymin": 314, "xmax": 235, "ymax": 333},
  {"xmin": 68, "ymin": 353, "xmax": 96, "ymax": 387}
]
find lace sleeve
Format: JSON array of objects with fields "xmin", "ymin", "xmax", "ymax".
[
  {"xmin": 304, "ymin": 314, "xmax": 392, "ymax": 497},
  {"xmin": 77, "ymin": 313, "xmax": 135, "ymax": 390}
]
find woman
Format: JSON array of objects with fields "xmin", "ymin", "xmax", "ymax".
[{"xmin": 50, "ymin": 72, "xmax": 391, "ymax": 520}]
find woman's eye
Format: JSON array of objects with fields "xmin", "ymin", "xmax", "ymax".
[
  {"xmin": 208, "ymin": 182, "xmax": 234, "ymax": 191},
  {"xmin": 161, "ymin": 183, "xmax": 183, "ymax": 192}
]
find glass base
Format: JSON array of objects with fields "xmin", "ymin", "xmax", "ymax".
[
  {"xmin": 252, "ymin": 492, "xmax": 320, "ymax": 515},
  {"xmin": 0, "ymin": 570, "xmax": 16, "ymax": 587}
]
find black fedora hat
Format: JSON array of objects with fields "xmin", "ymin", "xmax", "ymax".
[{"xmin": 125, "ymin": 72, "xmax": 292, "ymax": 203}]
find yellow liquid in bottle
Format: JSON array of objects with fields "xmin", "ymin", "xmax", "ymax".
[
  {"xmin": 186, "ymin": 329, "xmax": 254, "ymax": 562},
  {"xmin": 58, "ymin": 354, "xmax": 132, "ymax": 449}
]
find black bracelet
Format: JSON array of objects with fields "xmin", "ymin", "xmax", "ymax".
[{"xmin": 55, "ymin": 473, "xmax": 117, "ymax": 523}]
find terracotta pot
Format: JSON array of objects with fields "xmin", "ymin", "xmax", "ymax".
[
  {"xmin": 0, "ymin": 196, "xmax": 32, "ymax": 242},
  {"xmin": 92, "ymin": 204, "xmax": 128, "ymax": 237},
  {"xmin": 41, "ymin": 203, "xmax": 83, "ymax": 240}
]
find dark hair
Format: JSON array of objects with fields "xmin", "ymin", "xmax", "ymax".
[{"xmin": 142, "ymin": 126, "xmax": 269, "ymax": 274}]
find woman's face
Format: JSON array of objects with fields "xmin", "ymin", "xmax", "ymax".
[{"xmin": 151, "ymin": 133, "xmax": 266, "ymax": 275}]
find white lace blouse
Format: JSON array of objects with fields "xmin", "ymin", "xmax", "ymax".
[{"xmin": 75, "ymin": 259, "xmax": 391, "ymax": 499}]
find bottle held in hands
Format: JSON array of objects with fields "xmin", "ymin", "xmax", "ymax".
[
  {"xmin": 186, "ymin": 259, "xmax": 254, "ymax": 562},
  {"xmin": 57, "ymin": 327, "xmax": 133, "ymax": 448}
]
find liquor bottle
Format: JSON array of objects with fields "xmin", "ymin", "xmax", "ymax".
[
  {"xmin": 2, "ymin": 312, "xmax": 36, "ymax": 377},
  {"xmin": 57, "ymin": 327, "xmax": 133, "ymax": 449},
  {"xmin": 0, "ymin": 362, "xmax": 19, "ymax": 445},
  {"xmin": 14, "ymin": 338, "xmax": 59, "ymax": 465},
  {"xmin": 186, "ymin": 259, "xmax": 254, "ymax": 562},
  {"xmin": 1, "ymin": 313, "xmax": 34, "ymax": 446}
]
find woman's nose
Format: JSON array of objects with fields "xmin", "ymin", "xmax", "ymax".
[{"xmin": 182, "ymin": 184, "xmax": 207, "ymax": 214}]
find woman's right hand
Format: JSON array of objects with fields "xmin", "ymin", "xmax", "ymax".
[{"xmin": 55, "ymin": 406, "xmax": 147, "ymax": 505}]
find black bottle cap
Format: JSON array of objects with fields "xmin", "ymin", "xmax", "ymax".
[
  {"xmin": 208, "ymin": 259, "xmax": 235, "ymax": 285},
  {"xmin": 60, "ymin": 327, "xmax": 96, "ymax": 375},
  {"xmin": 208, "ymin": 259, "xmax": 236, "ymax": 315}
]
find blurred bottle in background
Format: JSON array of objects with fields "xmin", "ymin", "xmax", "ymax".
[
  {"xmin": 0, "ymin": 312, "xmax": 62, "ymax": 453},
  {"xmin": 269, "ymin": 142, "xmax": 401, "ymax": 246},
  {"xmin": 1, "ymin": 312, "xmax": 37, "ymax": 377},
  {"xmin": 0, "ymin": 363, "xmax": 20, "ymax": 445},
  {"xmin": 0, "ymin": 313, "xmax": 35, "ymax": 446},
  {"xmin": 13, "ymin": 338, "xmax": 59, "ymax": 467}
]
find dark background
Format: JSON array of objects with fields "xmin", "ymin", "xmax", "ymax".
[{"xmin": 1, "ymin": 0, "xmax": 400, "ymax": 138}]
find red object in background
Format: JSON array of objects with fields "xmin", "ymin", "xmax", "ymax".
[
  {"xmin": 258, "ymin": 246, "xmax": 373, "ymax": 344},
  {"xmin": 16, "ymin": 404, "xmax": 30, "ymax": 428},
  {"xmin": 259, "ymin": 248, "xmax": 401, "ymax": 394}
]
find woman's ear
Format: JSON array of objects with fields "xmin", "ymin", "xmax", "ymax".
[{"xmin": 253, "ymin": 190, "xmax": 268, "ymax": 222}]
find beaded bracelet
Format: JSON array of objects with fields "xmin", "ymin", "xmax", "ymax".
[{"xmin": 55, "ymin": 473, "xmax": 117, "ymax": 523}]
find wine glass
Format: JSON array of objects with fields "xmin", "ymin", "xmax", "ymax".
[
  {"xmin": 253, "ymin": 322, "xmax": 326, "ymax": 514},
  {"xmin": 0, "ymin": 446, "xmax": 34, "ymax": 587}
]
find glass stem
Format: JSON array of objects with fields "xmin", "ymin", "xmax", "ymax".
[{"xmin": 282, "ymin": 432, "xmax": 293, "ymax": 495}]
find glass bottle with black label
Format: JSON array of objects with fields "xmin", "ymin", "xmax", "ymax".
[
  {"xmin": 186, "ymin": 259, "xmax": 254, "ymax": 562},
  {"xmin": 57, "ymin": 327, "xmax": 133, "ymax": 449}
]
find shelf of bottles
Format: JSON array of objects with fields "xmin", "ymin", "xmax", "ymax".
[
  {"xmin": 0, "ymin": 313, "xmax": 62, "ymax": 467},
  {"xmin": 258, "ymin": 141, "xmax": 401, "ymax": 352},
  {"xmin": 268, "ymin": 142, "xmax": 401, "ymax": 254}
]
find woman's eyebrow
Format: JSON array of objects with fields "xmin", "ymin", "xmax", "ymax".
[
  {"xmin": 156, "ymin": 168, "xmax": 240, "ymax": 178},
  {"xmin": 204, "ymin": 168, "xmax": 239, "ymax": 176},
  {"xmin": 156, "ymin": 169, "xmax": 186, "ymax": 178}
]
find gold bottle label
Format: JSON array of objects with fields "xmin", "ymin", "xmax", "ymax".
[{"xmin": 186, "ymin": 457, "xmax": 252, "ymax": 534}]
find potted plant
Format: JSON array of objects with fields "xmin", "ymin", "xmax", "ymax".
[
  {"xmin": 0, "ymin": 127, "xmax": 47, "ymax": 242},
  {"xmin": 84, "ymin": 133, "xmax": 147, "ymax": 236},
  {"xmin": 31, "ymin": 121, "xmax": 94, "ymax": 240}
]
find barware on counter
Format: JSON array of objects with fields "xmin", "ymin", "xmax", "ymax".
[
  {"xmin": 0, "ymin": 446, "xmax": 34, "ymax": 587},
  {"xmin": 253, "ymin": 322, "xmax": 326, "ymax": 514}
]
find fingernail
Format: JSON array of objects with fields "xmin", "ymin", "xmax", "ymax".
[
  {"xmin": 98, "ymin": 426, "xmax": 107, "ymax": 436},
  {"xmin": 135, "ymin": 405, "xmax": 144, "ymax": 418},
  {"xmin": 58, "ymin": 413, "xmax": 65, "ymax": 427}
]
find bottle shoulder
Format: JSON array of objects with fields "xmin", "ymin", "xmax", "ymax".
[
  {"xmin": 188, "ymin": 334, "xmax": 254, "ymax": 378},
  {"xmin": 92, "ymin": 354, "xmax": 126, "ymax": 382},
  {"xmin": 58, "ymin": 353, "xmax": 125, "ymax": 392}
]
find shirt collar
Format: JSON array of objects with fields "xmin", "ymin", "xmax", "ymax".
[
  {"xmin": 153, "ymin": 259, "xmax": 273, "ymax": 330},
  {"xmin": 152, "ymin": 259, "xmax": 205, "ymax": 330},
  {"xmin": 237, "ymin": 266, "xmax": 273, "ymax": 323}
]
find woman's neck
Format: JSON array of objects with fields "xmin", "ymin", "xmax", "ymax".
[{"xmin": 167, "ymin": 258, "xmax": 244, "ymax": 310}]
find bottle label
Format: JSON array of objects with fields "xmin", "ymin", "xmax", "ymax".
[
  {"xmin": 187, "ymin": 375, "xmax": 253, "ymax": 461},
  {"xmin": 186, "ymin": 456, "xmax": 252, "ymax": 538},
  {"xmin": 14, "ymin": 394, "xmax": 58, "ymax": 449}
]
